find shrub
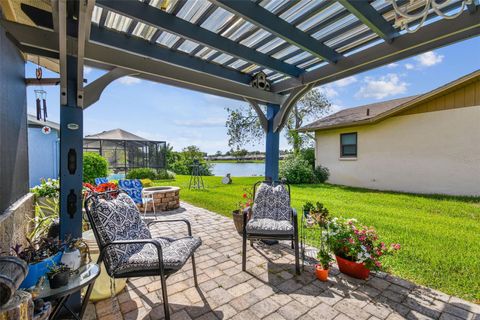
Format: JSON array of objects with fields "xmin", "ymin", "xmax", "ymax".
[
  {"xmin": 140, "ymin": 179, "xmax": 153, "ymax": 187},
  {"xmin": 279, "ymin": 155, "xmax": 315, "ymax": 184},
  {"xmin": 314, "ymin": 165, "xmax": 330, "ymax": 183},
  {"xmin": 156, "ymin": 169, "xmax": 176, "ymax": 180},
  {"xmin": 83, "ymin": 152, "xmax": 108, "ymax": 183},
  {"xmin": 300, "ymin": 147, "xmax": 315, "ymax": 169},
  {"xmin": 126, "ymin": 168, "xmax": 157, "ymax": 180}
]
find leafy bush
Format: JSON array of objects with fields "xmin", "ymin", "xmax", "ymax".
[
  {"xmin": 31, "ymin": 178, "xmax": 59, "ymax": 198},
  {"xmin": 168, "ymin": 145, "xmax": 212, "ymax": 176},
  {"xmin": 126, "ymin": 168, "xmax": 157, "ymax": 180},
  {"xmin": 279, "ymin": 155, "xmax": 315, "ymax": 184},
  {"xmin": 314, "ymin": 165, "xmax": 330, "ymax": 183},
  {"xmin": 300, "ymin": 147, "xmax": 316, "ymax": 169},
  {"xmin": 156, "ymin": 169, "xmax": 176, "ymax": 180},
  {"xmin": 83, "ymin": 152, "xmax": 108, "ymax": 183},
  {"xmin": 140, "ymin": 179, "xmax": 153, "ymax": 187}
]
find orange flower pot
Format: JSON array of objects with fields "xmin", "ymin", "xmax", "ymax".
[
  {"xmin": 314, "ymin": 264, "xmax": 329, "ymax": 281},
  {"xmin": 335, "ymin": 255, "xmax": 370, "ymax": 280}
]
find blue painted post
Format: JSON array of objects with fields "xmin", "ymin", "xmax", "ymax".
[
  {"xmin": 265, "ymin": 103, "xmax": 280, "ymax": 181},
  {"xmin": 59, "ymin": 55, "xmax": 83, "ymax": 240}
]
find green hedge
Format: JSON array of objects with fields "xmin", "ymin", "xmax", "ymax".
[{"xmin": 83, "ymin": 152, "xmax": 108, "ymax": 183}]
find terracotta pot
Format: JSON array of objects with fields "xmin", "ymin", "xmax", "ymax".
[
  {"xmin": 314, "ymin": 264, "xmax": 329, "ymax": 281},
  {"xmin": 335, "ymin": 255, "xmax": 370, "ymax": 280}
]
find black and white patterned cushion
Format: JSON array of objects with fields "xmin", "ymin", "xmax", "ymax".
[
  {"xmin": 247, "ymin": 183, "xmax": 293, "ymax": 235},
  {"xmin": 90, "ymin": 193, "xmax": 201, "ymax": 275},
  {"xmin": 246, "ymin": 218, "xmax": 294, "ymax": 235}
]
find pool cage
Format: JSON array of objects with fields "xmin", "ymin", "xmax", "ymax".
[{"xmin": 83, "ymin": 129, "xmax": 166, "ymax": 174}]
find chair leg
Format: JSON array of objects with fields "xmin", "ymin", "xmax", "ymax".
[
  {"xmin": 250, "ymin": 240, "xmax": 254, "ymax": 247},
  {"xmin": 191, "ymin": 255, "xmax": 199, "ymax": 287},
  {"xmin": 294, "ymin": 237, "xmax": 300, "ymax": 275},
  {"xmin": 291, "ymin": 240, "xmax": 294, "ymax": 249},
  {"xmin": 160, "ymin": 273, "xmax": 170, "ymax": 320},
  {"xmin": 242, "ymin": 235, "xmax": 247, "ymax": 271}
]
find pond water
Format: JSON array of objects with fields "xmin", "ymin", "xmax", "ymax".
[{"xmin": 210, "ymin": 162, "xmax": 264, "ymax": 177}]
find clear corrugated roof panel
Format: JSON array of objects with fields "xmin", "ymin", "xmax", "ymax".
[
  {"xmin": 176, "ymin": 0, "xmax": 211, "ymax": 23},
  {"xmin": 285, "ymin": 51, "xmax": 311, "ymax": 64},
  {"xmin": 371, "ymin": 0, "xmax": 390, "ymax": 11},
  {"xmin": 311, "ymin": 13, "xmax": 359, "ymax": 40},
  {"xmin": 156, "ymin": 31, "xmax": 181, "ymax": 48},
  {"xmin": 242, "ymin": 64, "xmax": 260, "ymax": 74},
  {"xmin": 225, "ymin": 21, "xmax": 255, "ymax": 42},
  {"xmin": 279, "ymin": 0, "xmax": 320, "ymax": 23},
  {"xmin": 92, "ymin": 6, "xmax": 102, "ymax": 24},
  {"xmin": 240, "ymin": 29, "xmax": 271, "ymax": 47},
  {"xmin": 229, "ymin": 59, "xmax": 248, "ymax": 69},
  {"xmin": 104, "ymin": 12, "xmax": 133, "ymax": 32},
  {"xmin": 306, "ymin": 61, "xmax": 327, "ymax": 72},
  {"xmin": 150, "ymin": 0, "xmax": 180, "ymax": 13},
  {"xmin": 213, "ymin": 53, "xmax": 234, "ymax": 65},
  {"xmin": 132, "ymin": 23, "xmax": 157, "ymax": 40},
  {"xmin": 303, "ymin": 2, "xmax": 346, "ymax": 34},
  {"xmin": 257, "ymin": 38, "xmax": 286, "ymax": 54},
  {"xmin": 259, "ymin": 0, "xmax": 291, "ymax": 13},
  {"xmin": 195, "ymin": 47, "xmax": 218, "ymax": 60},
  {"xmin": 177, "ymin": 40, "xmax": 200, "ymax": 53},
  {"xmin": 325, "ymin": 24, "xmax": 371, "ymax": 48},
  {"xmin": 272, "ymin": 45, "xmax": 300, "ymax": 60},
  {"xmin": 201, "ymin": 7, "xmax": 235, "ymax": 33},
  {"xmin": 297, "ymin": 57, "xmax": 320, "ymax": 69}
]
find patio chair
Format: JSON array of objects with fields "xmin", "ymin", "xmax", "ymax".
[
  {"xmin": 84, "ymin": 190, "xmax": 201, "ymax": 320},
  {"xmin": 118, "ymin": 179, "xmax": 155, "ymax": 216},
  {"xmin": 94, "ymin": 177, "xmax": 109, "ymax": 185},
  {"xmin": 242, "ymin": 180, "xmax": 300, "ymax": 275}
]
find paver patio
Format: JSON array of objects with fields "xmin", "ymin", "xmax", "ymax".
[{"xmin": 87, "ymin": 203, "xmax": 480, "ymax": 320}]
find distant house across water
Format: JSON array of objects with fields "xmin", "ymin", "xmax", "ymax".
[{"xmin": 300, "ymin": 70, "xmax": 480, "ymax": 196}]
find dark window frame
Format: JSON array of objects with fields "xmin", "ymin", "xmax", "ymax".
[{"xmin": 340, "ymin": 132, "xmax": 357, "ymax": 158}]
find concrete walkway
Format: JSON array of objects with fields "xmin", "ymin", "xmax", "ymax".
[{"xmin": 88, "ymin": 202, "xmax": 480, "ymax": 320}]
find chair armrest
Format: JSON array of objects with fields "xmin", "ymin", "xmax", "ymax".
[
  {"xmin": 291, "ymin": 208, "xmax": 298, "ymax": 231},
  {"xmin": 148, "ymin": 219, "xmax": 192, "ymax": 236},
  {"xmin": 99, "ymin": 239, "xmax": 165, "ymax": 275}
]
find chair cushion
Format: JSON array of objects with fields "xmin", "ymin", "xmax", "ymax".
[
  {"xmin": 252, "ymin": 183, "xmax": 291, "ymax": 221},
  {"xmin": 114, "ymin": 236, "xmax": 202, "ymax": 276},
  {"xmin": 91, "ymin": 193, "xmax": 152, "ymax": 273},
  {"xmin": 118, "ymin": 179, "xmax": 143, "ymax": 204},
  {"xmin": 246, "ymin": 218, "xmax": 294, "ymax": 235},
  {"xmin": 95, "ymin": 177, "xmax": 109, "ymax": 185}
]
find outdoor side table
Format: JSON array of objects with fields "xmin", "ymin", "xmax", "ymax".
[{"xmin": 36, "ymin": 263, "xmax": 100, "ymax": 320}]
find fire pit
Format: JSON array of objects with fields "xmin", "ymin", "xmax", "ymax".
[{"xmin": 143, "ymin": 186, "xmax": 180, "ymax": 211}]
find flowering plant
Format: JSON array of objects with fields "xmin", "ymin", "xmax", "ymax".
[
  {"xmin": 237, "ymin": 188, "xmax": 253, "ymax": 211},
  {"xmin": 324, "ymin": 217, "xmax": 401, "ymax": 270},
  {"xmin": 31, "ymin": 178, "xmax": 59, "ymax": 198},
  {"xmin": 82, "ymin": 182, "xmax": 118, "ymax": 197}
]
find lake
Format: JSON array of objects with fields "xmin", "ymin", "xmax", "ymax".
[{"xmin": 211, "ymin": 162, "xmax": 264, "ymax": 177}]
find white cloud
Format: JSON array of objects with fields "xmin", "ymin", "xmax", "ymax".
[
  {"xmin": 84, "ymin": 66, "xmax": 93, "ymax": 75},
  {"xmin": 320, "ymin": 86, "xmax": 339, "ymax": 99},
  {"xmin": 387, "ymin": 63, "xmax": 398, "ymax": 68},
  {"xmin": 356, "ymin": 73, "xmax": 408, "ymax": 100},
  {"xmin": 118, "ymin": 76, "xmax": 141, "ymax": 85},
  {"xmin": 173, "ymin": 118, "xmax": 225, "ymax": 127},
  {"xmin": 404, "ymin": 63, "xmax": 414, "ymax": 70},
  {"xmin": 414, "ymin": 51, "xmax": 444, "ymax": 67},
  {"xmin": 332, "ymin": 76, "xmax": 357, "ymax": 87}
]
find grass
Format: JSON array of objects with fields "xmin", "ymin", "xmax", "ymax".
[{"xmin": 154, "ymin": 175, "xmax": 480, "ymax": 302}]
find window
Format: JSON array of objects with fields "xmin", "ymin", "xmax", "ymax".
[{"xmin": 340, "ymin": 132, "xmax": 357, "ymax": 157}]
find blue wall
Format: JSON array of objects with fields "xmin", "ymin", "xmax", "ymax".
[{"xmin": 28, "ymin": 127, "xmax": 59, "ymax": 187}]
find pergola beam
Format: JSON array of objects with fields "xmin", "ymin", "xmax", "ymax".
[
  {"xmin": 272, "ymin": 10, "xmax": 480, "ymax": 93},
  {"xmin": 76, "ymin": 0, "xmax": 95, "ymax": 107},
  {"xmin": 273, "ymin": 84, "xmax": 313, "ymax": 132},
  {"xmin": 210, "ymin": 0, "xmax": 341, "ymax": 63},
  {"xmin": 1, "ymin": 20, "xmax": 285, "ymax": 104},
  {"xmin": 336, "ymin": 0, "xmax": 397, "ymax": 42},
  {"xmin": 96, "ymin": 0, "xmax": 303, "ymax": 78}
]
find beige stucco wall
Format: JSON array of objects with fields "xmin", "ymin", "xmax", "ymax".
[{"xmin": 315, "ymin": 106, "xmax": 480, "ymax": 196}]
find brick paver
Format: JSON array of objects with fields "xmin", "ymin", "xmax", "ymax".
[{"xmin": 88, "ymin": 202, "xmax": 480, "ymax": 320}]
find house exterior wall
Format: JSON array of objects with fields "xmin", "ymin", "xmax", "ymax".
[
  {"xmin": 28, "ymin": 127, "xmax": 60, "ymax": 187},
  {"xmin": 315, "ymin": 105, "xmax": 480, "ymax": 196},
  {"xmin": 0, "ymin": 25, "xmax": 29, "ymax": 214}
]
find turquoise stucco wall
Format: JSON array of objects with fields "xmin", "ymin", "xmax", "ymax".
[{"xmin": 28, "ymin": 127, "xmax": 60, "ymax": 187}]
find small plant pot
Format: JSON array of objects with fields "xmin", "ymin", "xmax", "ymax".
[
  {"xmin": 48, "ymin": 271, "xmax": 70, "ymax": 289},
  {"xmin": 314, "ymin": 264, "xmax": 329, "ymax": 281},
  {"xmin": 232, "ymin": 210, "xmax": 244, "ymax": 235},
  {"xmin": 335, "ymin": 255, "xmax": 370, "ymax": 280}
]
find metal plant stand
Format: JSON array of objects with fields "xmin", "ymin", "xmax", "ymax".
[
  {"xmin": 189, "ymin": 160, "xmax": 204, "ymax": 190},
  {"xmin": 300, "ymin": 213, "xmax": 322, "ymax": 270}
]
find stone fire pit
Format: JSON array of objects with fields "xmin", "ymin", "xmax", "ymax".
[{"xmin": 142, "ymin": 186, "xmax": 180, "ymax": 211}]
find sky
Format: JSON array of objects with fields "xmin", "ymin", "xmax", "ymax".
[{"xmin": 26, "ymin": 36, "xmax": 480, "ymax": 154}]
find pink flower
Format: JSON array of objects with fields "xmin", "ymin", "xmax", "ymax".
[
  {"xmin": 375, "ymin": 261, "xmax": 382, "ymax": 268},
  {"xmin": 392, "ymin": 243, "xmax": 401, "ymax": 250},
  {"xmin": 358, "ymin": 236, "xmax": 366, "ymax": 242},
  {"xmin": 348, "ymin": 238, "xmax": 355, "ymax": 244}
]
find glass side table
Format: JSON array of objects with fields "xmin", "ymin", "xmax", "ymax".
[{"xmin": 36, "ymin": 263, "xmax": 100, "ymax": 320}]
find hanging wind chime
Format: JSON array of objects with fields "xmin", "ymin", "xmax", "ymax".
[{"xmin": 34, "ymin": 63, "xmax": 48, "ymax": 121}]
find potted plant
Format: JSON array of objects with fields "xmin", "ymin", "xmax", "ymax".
[
  {"xmin": 325, "ymin": 218, "xmax": 401, "ymax": 280},
  {"xmin": 11, "ymin": 237, "xmax": 64, "ymax": 289},
  {"xmin": 315, "ymin": 248, "xmax": 333, "ymax": 281},
  {"xmin": 232, "ymin": 188, "xmax": 253, "ymax": 235},
  {"xmin": 31, "ymin": 179, "xmax": 59, "ymax": 216},
  {"xmin": 302, "ymin": 202, "xmax": 315, "ymax": 218},
  {"xmin": 310, "ymin": 202, "xmax": 329, "ymax": 227},
  {"xmin": 47, "ymin": 264, "xmax": 71, "ymax": 289}
]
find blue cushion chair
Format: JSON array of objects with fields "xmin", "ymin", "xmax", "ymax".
[
  {"xmin": 118, "ymin": 179, "xmax": 156, "ymax": 216},
  {"xmin": 94, "ymin": 177, "xmax": 109, "ymax": 185}
]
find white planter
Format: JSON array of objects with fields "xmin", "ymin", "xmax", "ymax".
[{"xmin": 61, "ymin": 249, "xmax": 81, "ymax": 271}]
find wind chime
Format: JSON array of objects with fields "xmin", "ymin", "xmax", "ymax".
[{"xmin": 34, "ymin": 63, "xmax": 48, "ymax": 121}]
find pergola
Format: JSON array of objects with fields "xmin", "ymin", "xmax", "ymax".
[{"xmin": 1, "ymin": 0, "xmax": 478, "ymax": 251}]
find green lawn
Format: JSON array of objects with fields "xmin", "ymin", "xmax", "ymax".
[{"xmin": 154, "ymin": 175, "xmax": 480, "ymax": 302}]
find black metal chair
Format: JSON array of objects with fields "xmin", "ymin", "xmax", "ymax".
[
  {"xmin": 242, "ymin": 181, "xmax": 300, "ymax": 275},
  {"xmin": 84, "ymin": 190, "xmax": 201, "ymax": 320}
]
